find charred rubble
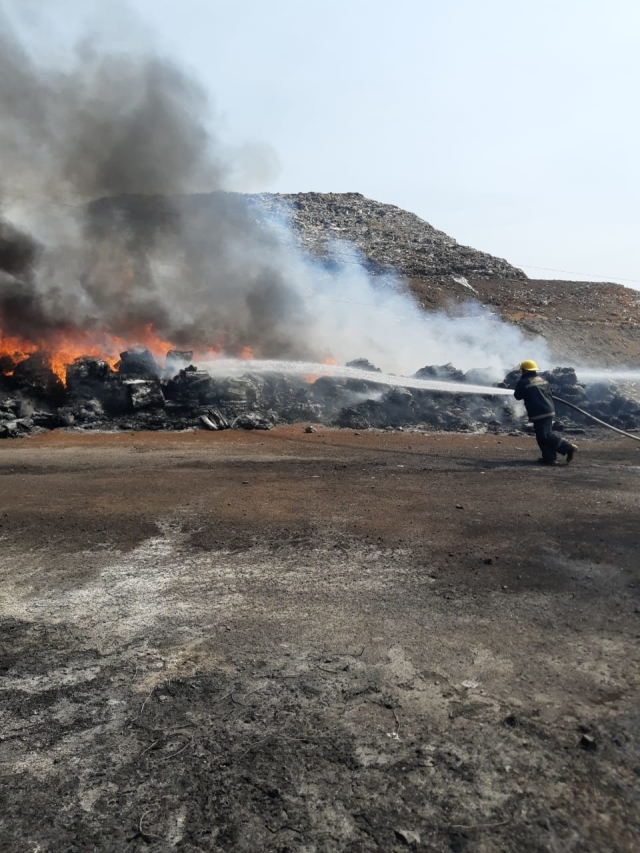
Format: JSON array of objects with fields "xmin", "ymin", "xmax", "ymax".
[
  {"xmin": 502, "ymin": 366, "xmax": 640, "ymax": 433},
  {"xmin": 1, "ymin": 349, "xmax": 639, "ymax": 439}
]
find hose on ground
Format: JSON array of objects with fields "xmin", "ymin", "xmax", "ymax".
[{"xmin": 552, "ymin": 395, "xmax": 640, "ymax": 443}]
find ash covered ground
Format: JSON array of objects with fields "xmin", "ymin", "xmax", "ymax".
[{"xmin": 1, "ymin": 429, "xmax": 639, "ymax": 852}]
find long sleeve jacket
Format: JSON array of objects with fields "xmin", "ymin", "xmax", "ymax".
[{"xmin": 514, "ymin": 372, "xmax": 555, "ymax": 421}]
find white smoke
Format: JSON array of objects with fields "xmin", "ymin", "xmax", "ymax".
[{"xmin": 252, "ymin": 219, "xmax": 550, "ymax": 373}]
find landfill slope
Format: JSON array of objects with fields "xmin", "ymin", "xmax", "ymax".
[{"xmin": 247, "ymin": 191, "xmax": 525, "ymax": 281}]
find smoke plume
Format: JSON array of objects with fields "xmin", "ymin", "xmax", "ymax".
[{"xmin": 0, "ymin": 4, "xmax": 548, "ymax": 374}]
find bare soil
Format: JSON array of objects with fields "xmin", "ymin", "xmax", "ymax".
[
  {"xmin": 1, "ymin": 427, "xmax": 639, "ymax": 852},
  {"xmin": 469, "ymin": 279, "xmax": 640, "ymax": 366}
]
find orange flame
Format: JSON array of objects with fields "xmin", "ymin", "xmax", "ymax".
[
  {"xmin": 305, "ymin": 356, "xmax": 337, "ymax": 383},
  {"xmin": 53, "ymin": 326, "xmax": 175, "ymax": 381},
  {"xmin": 0, "ymin": 331, "xmax": 38, "ymax": 368},
  {"xmin": 0, "ymin": 323, "xmax": 175, "ymax": 383},
  {"xmin": 1, "ymin": 315, "xmax": 322, "ymax": 386},
  {"xmin": 0, "ymin": 314, "xmax": 245, "ymax": 385}
]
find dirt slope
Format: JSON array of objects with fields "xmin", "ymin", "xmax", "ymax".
[{"xmin": 409, "ymin": 274, "xmax": 640, "ymax": 366}]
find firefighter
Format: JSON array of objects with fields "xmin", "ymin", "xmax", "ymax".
[{"xmin": 514, "ymin": 360, "xmax": 577, "ymax": 465}]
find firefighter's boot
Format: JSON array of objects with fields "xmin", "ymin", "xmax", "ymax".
[{"xmin": 566, "ymin": 443, "xmax": 578, "ymax": 464}]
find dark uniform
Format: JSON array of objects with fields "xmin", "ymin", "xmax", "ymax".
[{"xmin": 514, "ymin": 371, "xmax": 574, "ymax": 463}]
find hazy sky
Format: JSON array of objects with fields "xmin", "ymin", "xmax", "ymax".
[{"xmin": 6, "ymin": 0, "xmax": 640, "ymax": 288}]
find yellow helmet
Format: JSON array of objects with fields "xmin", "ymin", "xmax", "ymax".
[{"xmin": 520, "ymin": 359, "xmax": 538, "ymax": 371}]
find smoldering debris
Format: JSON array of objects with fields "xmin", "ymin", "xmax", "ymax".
[{"xmin": 1, "ymin": 352, "xmax": 639, "ymax": 439}]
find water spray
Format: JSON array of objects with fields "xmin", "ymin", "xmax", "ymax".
[
  {"xmin": 572, "ymin": 370, "xmax": 640, "ymax": 383},
  {"xmin": 198, "ymin": 358, "xmax": 513, "ymax": 397},
  {"xmin": 198, "ymin": 358, "xmax": 640, "ymax": 443}
]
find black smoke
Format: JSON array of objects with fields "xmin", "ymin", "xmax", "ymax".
[{"xmin": 0, "ymin": 5, "xmax": 310, "ymax": 357}]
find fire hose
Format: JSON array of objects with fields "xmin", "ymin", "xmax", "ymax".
[{"xmin": 552, "ymin": 395, "xmax": 640, "ymax": 443}]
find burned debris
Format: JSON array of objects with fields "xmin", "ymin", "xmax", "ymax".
[
  {"xmin": 503, "ymin": 366, "xmax": 640, "ymax": 433},
  {"xmin": 1, "ymin": 348, "xmax": 639, "ymax": 439}
]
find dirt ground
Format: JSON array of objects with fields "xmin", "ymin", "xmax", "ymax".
[{"xmin": 1, "ymin": 426, "xmax": 639, "ymax": 852}]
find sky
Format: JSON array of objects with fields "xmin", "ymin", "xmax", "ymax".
[{"xmin": 5, "ymin": 0, "xmax": 640, "ymax": 288}]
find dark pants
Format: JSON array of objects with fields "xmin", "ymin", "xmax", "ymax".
[{"xmin": 533, "ymin": 417, "xmax": 571, "ymax": 462}]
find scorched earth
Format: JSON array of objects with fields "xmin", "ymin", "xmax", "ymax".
[{"xmin": 0, "ymin": 427, "xmax": 639, "ymax": 852}]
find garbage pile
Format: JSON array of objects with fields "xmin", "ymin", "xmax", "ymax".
[
  {"xmin": 1, "ymin": 349, "xmax": 638, "ymax": 439},
  {"xmin": 246, "ymin": 192, "xmax": 526, "ymax": 283}
]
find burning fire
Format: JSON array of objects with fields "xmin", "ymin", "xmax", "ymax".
[
  {"xmin": 305, "ymin": 356, "xmax": 337, "ymax": 383},
  {"xmin": 0, "ymin": 331, "xmax": 38, "ymax": 368},
  {"xmin": 0, "ymin": 321, "xmax": 258, "ymax": 384},
  {"xmin": 0, "ymin": 325, "xmax": 174, "ymax": 382}
]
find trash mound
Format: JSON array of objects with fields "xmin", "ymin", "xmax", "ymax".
[
  {"xmin": 1, "ymin": 351, "xmax": 638, "ymax": 439},
  {"xmin": 246, "ymin": 192, "xmax": 526, "ymax": 282}
]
